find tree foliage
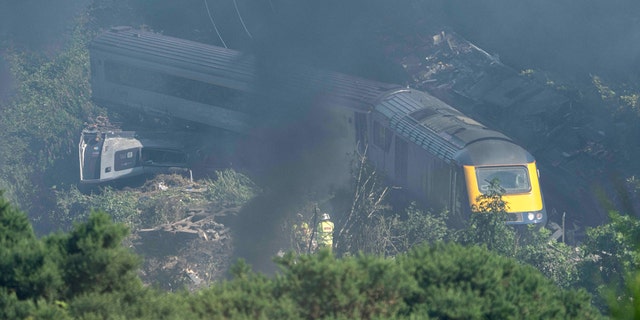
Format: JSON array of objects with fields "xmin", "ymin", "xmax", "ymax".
[
  {"xmin": 0, "ymin": 19, "xmax": 101, "ymax": 212},
  {"xmin": 607, "ymin": 270, "xmax": 640, "ymax": 320},
  {"xmin": 52, "ymin": 171, "xmax": 259, "ymax": 230},
  {"xmin": 578, "ymin": 211, "xmax": 640, "ymax": 310},
  {"xmin": 514, "ymin": 226, "xmax": 580, "ymax": 289},
  {"xmin": 452, "ymin": 179, "xmax": 582, "ymax": 289},
  {"xmin": 48, "ymin": 212, "xmax": 141, "ymax": 299},
  {"xmin": 183, "ymin": 244, "xmax": 601, "ymax": 319},
  {"xmin": 275, "ymin": 250, "xmax": 414, "ymax": 319},
  {"xmin": 0, "ymin": 194, "xmax": 603, "ymax": 319},
  {"xmin": 335, "ymin": 148, "xmax": 390, "ymax": 256},
  {"xmin": 399, "ymin": 242, "xmax": 601, "ymax": 319},
  {"xmin": 0, "ymin": 194, "xmax": 148, "ymax": 319},
  {"xmin": 384, "ymin": 202, "xmax": 450, "ymax": 256},
  {"xmin": 459, "ymin": 178, "xmax": 516, "ymax": 256},
  {"xmin": 53, "ymin": 185, "xmax": 139, "ymax": 228},
  {"xmin": 0, "ymin": 194, "xmax": 61, "ymax": 303}
]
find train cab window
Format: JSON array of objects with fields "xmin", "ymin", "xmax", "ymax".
[
  {"xmin": 373, "ymin": 120, "xmax": 392, "ymax": 152},
  {"xmin": 476, "ymin": 166, "xmax": 530, "ymax": 194},
  {"xmin": 114, "ymin": 148, "xmax": 139, "ymax": 171}
]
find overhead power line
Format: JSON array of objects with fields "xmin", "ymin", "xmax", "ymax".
[
  {"xmin": 233, "ymin": 0, "xmax": 253, "ymax": 39},
  {"xmin": 203, "ymin": 0, "xmax": 228, "ymax": 48}
]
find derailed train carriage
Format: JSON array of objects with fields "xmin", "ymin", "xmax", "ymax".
[
  {"xmin": 88, "ymin": 27, "xmax": 546, "ymax": 225},
  {"xmin": 79, "ymin": 129, "xmax": 189, "ymax": 184}
]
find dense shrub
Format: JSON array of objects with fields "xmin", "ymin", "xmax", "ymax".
[{"xmin": 0, "ymin": 193, "xmax": 604, "ymax": 319}]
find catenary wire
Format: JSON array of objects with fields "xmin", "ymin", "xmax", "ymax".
[
  {"xmin": 203, "ymin": 0, "xmax": 228, "ymax": 48},
  {"xmin": 233, "ymin": 0, "xmax": 253, "ymax": 39}
]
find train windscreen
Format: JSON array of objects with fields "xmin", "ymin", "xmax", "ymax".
[{"xmin": 475, "ymin": 166, "xmax": 530, "ymax": 194}]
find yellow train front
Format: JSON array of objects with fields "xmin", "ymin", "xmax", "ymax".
[
  {"xmin": 362, "ymin": 89, "xmax": 547, "ymax": 225},
  {"xmin": 458, "ymin": 141, "xmax": 546, "ymax": 224}
]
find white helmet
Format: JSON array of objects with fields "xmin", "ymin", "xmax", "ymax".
[{"xmin": 321, "ymin": 213, "xmax": 331, "ymax": 221}]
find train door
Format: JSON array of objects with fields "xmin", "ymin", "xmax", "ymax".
[
  {"xmin": 395, "ymin": 137, "xmax": 408, "ymax": 186},
  {"xmin": 354, "ymin": 112, "xmax": 367, "ymax": 153},
  {"xmin": 422, "ymin": 156, "xmax": 452, "ymax": 212},
  {"xmin": 449, "ymin": 167, "xmax": 470, "ymax": 227},
  {"xmin": 367, "ymin": 116, "xmax": 391, "ymax": 172},
  {"xmin": 81, "ymin": 135, "xmax": 104, "ymax": 181},
  {"xmin": 449, "ymin": 169, "xmax": 457, "ymax": 214}
]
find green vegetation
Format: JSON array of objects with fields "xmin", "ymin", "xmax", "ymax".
[
  {"xmin": 2, "ymin": 1, "xmax": 640, "ymax": 318},
  {"xmin": 0, "ymin": 194, "xmax": 146, "ymax": 319},
  {"xmin": 0, "ymin": 19, "xmax": 100, "ymax": 213},
  {"xmin": 459, "ymin": 178, "xmax": 515, "ymax": 255},
  {"xmin": 577, "ymin": 211, "xmax": 640, "ymax": 310},
  {"xmin": 52, "ymin": 171, "xmax": 259, "ymax": 229},
  {"xmin": 0, "ymin": 195, "xmax": 605, "ymax": 319}
]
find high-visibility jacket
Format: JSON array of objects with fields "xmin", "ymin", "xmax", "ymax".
[
  {"xmin": 293, "ymin": 221, "xmax": 313, "ymax": 253},
  {"xmin": 317, "ymin": 220, "xmax": 334, "ymax": 249},
  {"xmin": 294, "ymin": 222, "xmax": 311, "ymax": 238}
]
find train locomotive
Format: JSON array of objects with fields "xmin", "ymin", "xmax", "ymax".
[{"xmin": 88, "ymin": 27, "xmax": 547, "ymax": 225}]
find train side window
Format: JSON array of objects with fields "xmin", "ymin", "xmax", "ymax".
[
  {"xmin": 103, "ymin": 61, "xmax": 247, "ymax": 113},
  {"xmin": 141, "ymin": 148, "xmax": 186, "ymax": 165},
  {"xmin": 114, "ymin": 148, "xmax": 139, "ymax": 171},
  {"xmin": 373, "ymin": 120, "xmax": 392, "ymax": 152}
]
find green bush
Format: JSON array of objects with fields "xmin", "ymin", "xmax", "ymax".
[
  {"xmin": 52, "ymin": 170, "xmax": 259, "ymax": 231},
  {"xmin": 275, "ymin": 250, "xmax": 414, "ymax": 319},
  {"xmin": 514, "ymin": 226, "xmax": 580, "ymax": 289},
  {"xmin": 54, "ymin": 186, "xmax": 139, "ymax": 228},
  {"xmin": 1, "ymin": 192, "xmax": 606, "ymax": 319},
  {"xmin": 458, "ymin": 179, "xmax": 516, "ymax": 256},
  {"xmin": 399, "ymin": 242, "xmax": 601, "ymax": 319},
  {"xmin": 578, "ymin": 211, "xmax": 640, "ymax": 310},
  {"xmin": 389, "ymin": 202, "xmax": 450, "ymax": 254},
  {"xmin": 203, "ymin": 169, "xmax": 260, "ymax": 207},
  {"xmin": 0, "ymin": 20, "xmax": 100, "ymax": 212}
]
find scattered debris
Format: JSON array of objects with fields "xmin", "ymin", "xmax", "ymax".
[
  {"xmin": 133, "ymin": 206, "xmax": 237, "ymax": 291},
  {"xmin": 115, "ymin": 173, "xmax": 248, "ymax": 291}
]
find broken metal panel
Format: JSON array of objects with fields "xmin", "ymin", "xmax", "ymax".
[{"xmin": 481, "ymin": 76, "xmax": 542, "ymax": 108}]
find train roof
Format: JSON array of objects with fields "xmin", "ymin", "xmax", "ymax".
[
  {"xmin": 91, "ymin": 26, "xmax": 255, "ymax": 92},
  {"xmin": 281, "ymin": 67, "xmax": 400, "ymax": 111},
  {"xmin": 92, "ymin": 27, "xmax": 535, "ymax": 166},
  {"xmin": 376, "ymin": 89, "xmax": 534, "ymax": 165},
  {"xmin": 91, "ymin": 27, "xmax": 399, "ymax": 111}
]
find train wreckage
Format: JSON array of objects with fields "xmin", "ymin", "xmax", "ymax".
[
  {"xmin": 82, "ymin": 27, "xmax": 552, "ymax": 225},
  {"xmin": 79, "ymin": 128, "xmax": 190, "ymax": 184}
]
